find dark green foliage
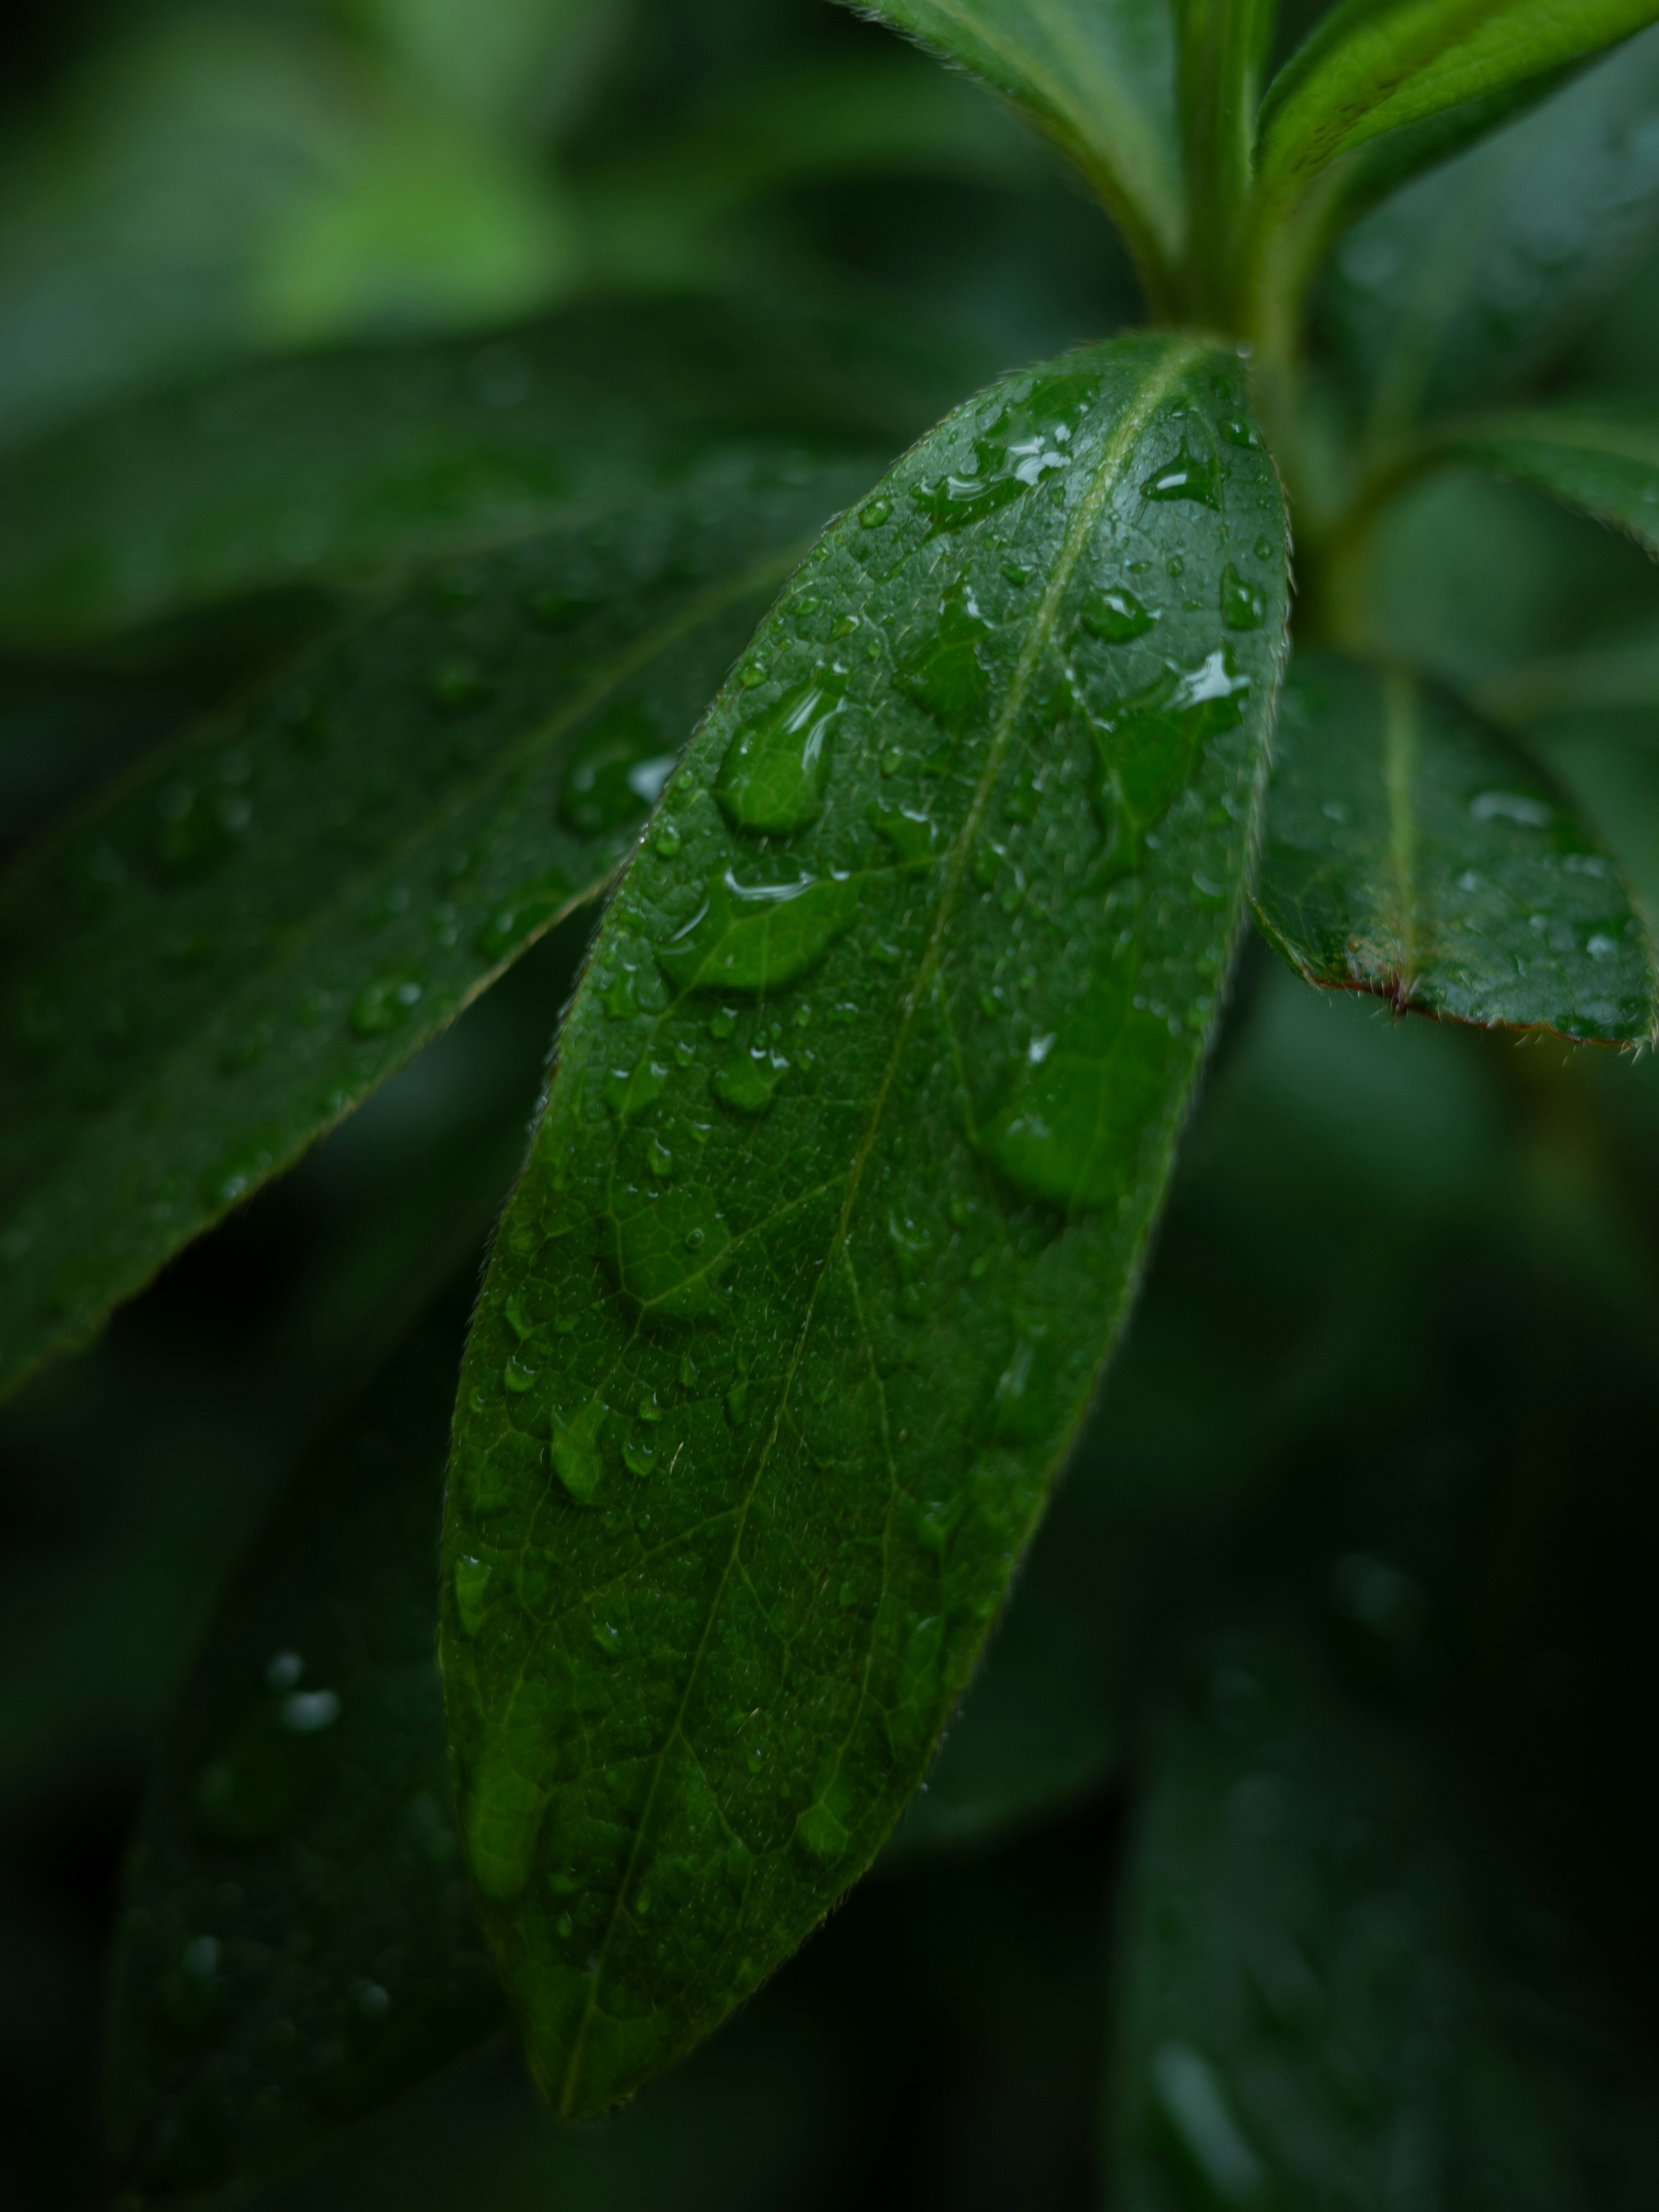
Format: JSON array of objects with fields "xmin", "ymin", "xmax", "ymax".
[
  {"xmin": 0, "ymin": 299, "xmax": 965, "ymax": 648},
  {"xmin": 840, "ymin": 0, "xmax": 1185, "ymax": 296},
  {"xmin": 1255, "ymin": 653, "xmax": 1657, "ymax": 1039},
  {"xmin": 6, "ymin": 0, "xmax": 1659, "ymax": 2196},
  {"xmin": 0, "ymin": 455, "xmax": 875, "ymax": 1402},
  {"xmin": 442, "ymin": 331, "xmax": 1290, "ymax": 2113},
  {"xmin": 1322, "ymin": 27, "xmax": 1659, "ymax": 434},
  {"xmin": 1255, "ymin": 0, "xmax": 1659, "ymax": 217},
  {"xmin": 107, "ymin": 1300, "xmax": 506, "ymax": 2197},
  {"xmin": 1112, "ymin": 1630, "xmax": 1659, "ymax": 2209},
  {"xmin": 1435, "ymin": 408, "xmax": 1659, "ymax": 553}
]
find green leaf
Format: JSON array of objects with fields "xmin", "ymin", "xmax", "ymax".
[
  {"xmin": 1322, "ymin": 29, "xmax": 1659, "ymax": 437},
  {"xmin": 1434, "ymin": 408, "xmax": 1659, "ymax": 556},
  {"xmin": 0, "ymin": 453, "xmax": 877, "ymax": 1403},
  {"xmin": 833, "ymin": 0, "xmax": 1184, "ymax": 300},
  {"xmin": 1110, "ymin": 1629, "xmax": 1657, "ymax": 2210},
  {"xmin": 106, "ymin": 1296, "xmax": 507, "ymax": 2198},
  {"xmin": 1253, "ymin": 653, "xmax": 1658, "ymax": 1041},
  {"xmin": 441, "ymin": 331, "xmax": 1290, "ymax": 2116},
  {"xmin": 1257, "ymin": 0, "xmax": 1659, "ymax": 219},
  {"xmin": 0, "ymin": 296, "xmax": 962, "ymax": 648}
]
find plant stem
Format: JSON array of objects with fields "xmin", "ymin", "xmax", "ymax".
[{"xmin": 1175, "ymin": 0, "xmax": 1277, "ymax": 329}]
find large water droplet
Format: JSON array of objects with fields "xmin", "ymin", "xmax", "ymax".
[
  {"xmin": 454, "ymin": 1555, "xmax": 493, "ymax": 1635},
  {"xmin": 1085, "ymin": 650, "xmax": 1251, "ymax": 860},
  {"xmin": 715, "ymin": 665, "xmax": 847, "ymax": 833},
  {"xmin": 869, "ymin": 799, "xmax": 936, "ymax": 862},
  {"xmin": 715, "ymin": 1044, "xmax": 788, "ymax": 1113},
  {"xmin": 896, "ymin": 585, "xmax": 993, "ymax": 753},
  {"xmin": 909, "ymin": 371, "xmax": 1093, "ymax": 534},
  {"xmin": 655, "ymin": 867, "xmax": 860, "ymax": 993},
  {"xmin": 552, "ymin": 1397, "xmax": 607, "ymax": 1503},
  {"xmin": 977, "ymin": 962, "xmax": 1173, "ymax": 1208},
  {"xmin": 1219, "ymin": 563, "xmax": 1265, "ymax": 630},
  {"xmin": 1079, "ymin": 585, "xmax": 1157, "ymax": 643},
  {"xmin": 1141, "ymin": 439, "xmax": 1222, "ymax": 509}
]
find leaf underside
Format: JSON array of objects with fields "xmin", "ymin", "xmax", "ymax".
[
  {"xmin": 441, "ymin": 330, "xmax": 1290, "ymax": 2118},
  {"xmin": 1257, "ymin": 0, "xmax": 1659, "ymax": 210},
  {"xmin": 1443, "ymin": 409, "xmax": 1659, "ymax": 556},
  {"xmin": 838, "ymin": 0, "xmax": 1183, "ymax": 292},
  {"xmin": 105, "ymin": 1300, "xmax": 506, "ymax": 2199},
  {"xmin": 0, "ymin": 453, "xmax": 877, "ymax": 1402},
  {"xmin": 1322, "ymin": 29, "xmax": 1659, "ymax": 435},
  {"xmin": 1254, "ymin": 653, "xmax": 1658, "ymax": 1042}
]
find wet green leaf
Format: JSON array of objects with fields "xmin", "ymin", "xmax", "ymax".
[
  {"xmin": 106, "ymin": 1297, "xmax": 507, "ymax": 2198},
  {"xmin": 0, "ymin": 453, "xmax": 877, "ymax": 1403},
  {"xmin": 834, "ymin": 0, "xmax": 1183, "ymax": 299},
  {"xmin": 0, "ymin": 296, "xmax": 962, "ymax": 648},
  {"xmin": 1256, "ymin": 0, "xmax": 1659, "ymax": 227},
  {"xmin": 441, "ymin": 331, "xmax": 1290, "ymax": 2116},
  {"xmin": 1436, "ymin": 408, "xmax": 1659, "ymax": 556},
  {"xmin": 1254, "ymin": 653, "xmax": 1658, "ymax": 1041},
  {"xmin": 1323, "ymin": 29, "xmax": 1659, "ymax": 438},
  {"xmin": 1110, "ymin": 1628, "xmax": 1659, "ymax": 2211}
]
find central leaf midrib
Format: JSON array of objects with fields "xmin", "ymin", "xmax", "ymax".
[{"xmin": 559, "ymin": 335, "xmax": 1208, "ymax": 2110}]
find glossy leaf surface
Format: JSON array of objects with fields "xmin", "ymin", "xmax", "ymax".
[
  {"xmin": 836, "ymin": 0, "xmax": 1183, "ymax": 293},
  {"xmin": 0, "ymin": 296, "xmax": 957, "ymax": 647},
  {"xmin": 1440, "ymin": 409, "xmax": 1659, "ymax": 556},
  {"xmin": 442, "ymin": 331, "xmax": 1290, "ymax": 2116},
  {"xmin": 1111, "ymin": 1630, "xmax": 1652, "ymax": 2210},
  {"xmin": 0, "ymin": 454, "xmax": 875, "ymax": 1401},
  {"xmin": 107, "ymin": 1300, "xmax": 506, "ymax": 2198},
  {"xmin": 1324, "ymin": 29, "xmax": 1659, "ymax": 435},
  {"xmin": 1255, "ymin": 654, "xmax": 1657, "ymax": 1040},
  {"xmin": 1256, "ymin": 0, "xmax": 1659, "ymax": 215}
]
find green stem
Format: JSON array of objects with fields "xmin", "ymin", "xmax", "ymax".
[{"xmin": 1176, "ymin": 0, "xmax": 1277, "ymax": 327}]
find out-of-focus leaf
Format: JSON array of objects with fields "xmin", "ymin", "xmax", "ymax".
[
  {"xmin": 106, "ymin": 1297, "xmax": 507, "ymax": 2199},
  {"xmin": 0, "ymin": 453, "xmax": 877, "ymax": 1403},
  {"xmin": 0, "ymin": 296, "xmax": 963, "ymax": 648},
  {"xmin": 832, "ymin": 0, "xmax": 1183, "ymax": 297},
  {"xmin": 0, "ymin": 663, "xmax": 215, "ymax": 864},
  {"xmin": 883, "ymin": 1456, "xmax": 1148, "ymax": 1862},
  {"xmin": 1256, "ymin": 0, "xmax": 1659, "ymax": 225},
  {"xmin": 246, "ymin": 108, "xmax": 580, "ymax": 350},
  {"xmin": 585, "ymin": 53, "xmax": 1046, "ymax": 289},
  {"xmin": 337, "ymin": 0, "xmax": 620, "ymax": 137},
  {"xmin": 241, "ymin": 2022, "xmax": 843, "ymax": 2212},
  {"xmin": 1364, "ymin": 460, "xmax": 1659, "ymax": 696},
  {"xmin": 1322, "ymin": 28, "xmax": 1659, "ymax": 437},
  {"xmin": 1254, "ymin": 653, "xmax": 1657, "ymax": 1040},
  {"xmin": 441, "ymin": 333, "xmax": 1290, "ymax": 2117},
  {"xmin": 1434, "ymin": 408, "xmax": 1659, "ymax": 556},
  {"xmin": 0, "ymin": 8, "xmax": 353, "ymax": 447},
  {"xmin": 1109, "ymin": 1629, "xmax": 1659, "ymax": 2210},
  {"xmin": 0, "ymin": 923, "xmax": 584, "ymax": 1831},
  {"xmin": 1473, "ymin": 627, "xmax": 1659, "ymax": 728}
]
